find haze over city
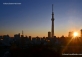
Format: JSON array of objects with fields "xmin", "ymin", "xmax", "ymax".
[{"xmin": 0, "ymin": 0, "xmax": 82, "ymax": 37}]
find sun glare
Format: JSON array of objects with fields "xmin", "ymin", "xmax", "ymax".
[{"xmin": 73, "ymin": 32, "xmax": 78, "ymax": 37}]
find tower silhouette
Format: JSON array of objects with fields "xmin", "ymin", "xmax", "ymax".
[
  {"xmin": 22, "ymin": 30, "xmax": 23, "ymax": 35},
  {"xmin": 51, "ymin": 4, "xmax": 54, "ymax": 38},
  {"xmin": 81, "ymin": 29, "xmax": 82, "ymax": 37}
]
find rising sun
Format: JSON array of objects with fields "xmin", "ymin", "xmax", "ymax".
[{"xmin": 73, "ymin": 32, "xmax": 78, "ymax": 37}]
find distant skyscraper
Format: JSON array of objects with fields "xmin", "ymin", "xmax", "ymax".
[
  {"xmin": 51, "ymin": 4, "xmax": 55, "ymax": 38},
  {"xmin": 29, "ymin": 36, "xmax": 31, "ymax": 41},
  {"xmin": 81, "ymin": 29, "xmax": 82, "ymax": 37},
  {"xmin": 21, "ymin": 30, "xmax": 24, "ymax": 37},
  {"xmin": 22, "ymin": 30, "xmax": 23, "ymax": 35},
  {"xmin": 48, "ymin": 31, "xmax": 51, "ymax": 38},
  {"xmin": 14, "ymin": 33, "xmax": 20, "ymax": 41},
  {"xmin": 68, "ymin": 32, "xmax": 73, "ymax": 37}
]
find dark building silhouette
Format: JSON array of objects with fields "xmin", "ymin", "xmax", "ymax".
[
  {"xmin": 51, "ymin": 4, "xmax": 55, "ymax": 38},
  {"xmin": 14, "ymin": 33, "xmax": 20, "ymax": 41},
  {"xmin": 3, "ymin": 35, "xmax": 10, "ymax": 41},
  {"xmin": 48, "ymin": 31, "xmax": 51, "ymax": 38},
  {"xmin": 29, "ymin": 36, "xmax": 31, "ymax": 41},
  {"xmin": 14, "ymin": 33, "xmax": 20, "ymax": 38},
  {"xmin": 0, "ymin": 36, "xmax": 2, "ymax": 39},
  {"xmin": 81, "ymin": 29, "xmax": 82, "ymax": 37},
  {"xmin": 68, "ymin": 31, "xmax": 73, "ymax": 37}
]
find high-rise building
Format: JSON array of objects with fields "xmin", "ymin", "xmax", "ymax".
[
  {"xmin": 51, "ymin": 4, "xmax": 55, "ymax": 38},
  {"xmin": 48, "ymin": 31, "xmax": 51, "ymax": 38},
  {"xmin": 68, "ymin": 32, "xmax": 73, "ymax": 37},
  {"xmin": 81, "ymin": 29, "xmax": 82, "ymax": 37},
  {"xmin": 29, "ymin": 36, "xmax": 31, "ymax": 41},
  {"xmin": 21, "ymin": 30, "xmax": 24, "ymax": 37},
  {"xmin": 3, "ymin": 35, "xmax": 10, "ymax": 41},
  {"xmin": 14, "ymin": 33, "xmax": 20, "ymax": 41}
]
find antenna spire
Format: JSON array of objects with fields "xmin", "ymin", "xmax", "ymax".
[{"xmin": 52, "ymin": 4, "xmax": 53, "ymax": 12}]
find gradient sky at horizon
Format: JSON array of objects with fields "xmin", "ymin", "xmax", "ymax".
[{"xmin": 0, "ymin": 0, "xmax": 82, "ymax": 37}]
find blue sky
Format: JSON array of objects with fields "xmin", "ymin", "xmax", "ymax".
[{"xmin": 0, "ymin": 0, "xmax": 82, "ymax": 37}]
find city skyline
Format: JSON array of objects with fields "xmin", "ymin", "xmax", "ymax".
[{"xmin": 0, "ymin": 0, "xmax": 82, "ymax": 37}]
